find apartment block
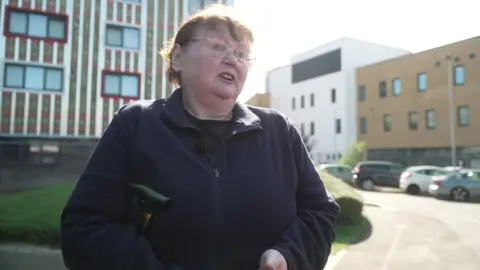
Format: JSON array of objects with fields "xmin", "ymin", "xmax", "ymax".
[
  {"xmin": 356, "ymin": 36, "xmax": 480, "ymax": 167},
  {"xmin": 0, "ymin": 0, "xmax": 233, "ymax": 191},
  {"xmin": 267, "ymin": 37, "xmax": 410, "ymax": 164}
]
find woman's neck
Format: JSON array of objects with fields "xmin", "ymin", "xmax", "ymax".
[{"xmin": 182, "ymin": 89, "xmax": 234, "ymax": 120}]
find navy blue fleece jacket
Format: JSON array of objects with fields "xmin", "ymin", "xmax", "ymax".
[{"xmin": 60, "ymin": 89, "xmax": 340, "ymax": 270}]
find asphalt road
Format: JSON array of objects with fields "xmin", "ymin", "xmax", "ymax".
[{"xmin": 334, "ymin": 189, "xmax": 480, "ymax": 270}]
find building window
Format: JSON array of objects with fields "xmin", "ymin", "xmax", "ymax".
[
  {"xmin": 358, "ymin": 85, "xmax": 366, "ymax": 102},
  {"xmin": 335, "ymin": 118, "xmax": 341, "ymax": 134},
  {"xmin": 300, "ymin": 95, "xmax": 305, "ymax": 108},
  {"xmin": 5, "ymin": 7, "xmax": 68, "ymax": 42},
  {"xmin": 392, "ymin": 78, "xmax": 401, "ymax": 96},
  {"xmin": 291, "ymin": 97, "xmax": 296, "ymax": 110},
  {"xmin": 310, "ymin": 93, "xmax": 314, "ymax": 107},
  {"xmin": 360, "ymin": 117, "xmax": 367, "ymax": 134},
  {"xmin": 417, "ymin": 73, "xmax": 427, "ymax": 92},
  {"xmin": 106, "ymin": 25, "xmax": 140, "ymax": 49},
  {"xmin": 102, "ymin": 71, "xmax": 140, "ymax": 98},
  {"xmin": 383, "ymin": 115, "xmax": 392, "ymax": 132},
  {"xmin": 4, "ymin": 63, "xmax": 63, "ymax": 92},
  {"xmin": 310, "ymin": 121, "xmax": 315, "ymax": 135},
  {"xmin": 408, "ymin": 111, "xmax": 418, "ymax": 130},
  {"xmin": 379, "ymin": 81, "xmax": 387, "ymax": 97},
  {"xmin": 454, "ymin": 65, "xmax": 465, "ymax": 85},
  {"xmin": 300, "ymin": 123, "xmax": 305, "ymax": 136},
  {"xmin": 425, "ymin": 109, "xmax": 436, "ymax": 129},
  {"xmin": 458, "ymin": 106, "xmax": 469, "ymax": 127},
  {"xmin": 331, "ymin": 88, "xmax": 336, "ymax": 103}
]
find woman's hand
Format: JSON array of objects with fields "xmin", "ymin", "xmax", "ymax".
[{"xmin": 258, "ymin": 249, "xmax": 288, "ymax": 270}]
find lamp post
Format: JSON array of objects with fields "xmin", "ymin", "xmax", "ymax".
[{"xmin": 443, "ymin": 53, "xmax": 457, "ymax": 166}]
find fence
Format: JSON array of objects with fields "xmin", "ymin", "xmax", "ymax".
[{"xmin": 0, "ymin": 138, "xmax": 99, "ymax": 193}]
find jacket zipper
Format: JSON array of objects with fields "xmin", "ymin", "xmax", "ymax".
[{"xmin": 207, "ymin": 153, "xmax": 221, "ymax": 269}]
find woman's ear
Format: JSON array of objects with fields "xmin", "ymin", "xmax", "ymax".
[{"xmin": 171, "ymin": 44, "xmax": 183, "ymax": 72}]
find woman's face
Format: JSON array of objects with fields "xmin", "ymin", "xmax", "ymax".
[{"xmin": 171, "ymin": 24, "xmax": 252, "ymax": 103}]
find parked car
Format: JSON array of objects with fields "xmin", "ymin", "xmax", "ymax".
[
  {"xmin": 429, "ymin": 169, "xmax": 480, "ymax": 201},
  {"xmin": 399, "ymin": 165, "xmax": 449, "ymax": 195},
  {"xmin": 352, "ymin": 161, "xmax": 404, "ymax": 190},
  {"xmin": 318, "ymin": 164, "xmax": 353, "ymax": 184}
]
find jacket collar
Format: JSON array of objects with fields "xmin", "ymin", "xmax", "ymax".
[{"xmin": 161, "ymin": 88, "xmax": 262, "ymax": 134}]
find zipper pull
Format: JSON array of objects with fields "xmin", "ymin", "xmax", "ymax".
[{"xmin": 213, "ymin": 168, "xmax": 220, "ymax": 178}]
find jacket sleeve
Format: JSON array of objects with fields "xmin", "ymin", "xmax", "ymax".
[
  {"xmin": 273, "ymin": 120, "xmax": 340, "ymax": 270},
  {"xmin": 60, "ymin": 109, "xmax": 166, "ymax": 270}
]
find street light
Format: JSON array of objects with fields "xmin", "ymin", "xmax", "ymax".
[{"xmin": 443, "ymin": 53, "xmax": 457, "ymax": 166}]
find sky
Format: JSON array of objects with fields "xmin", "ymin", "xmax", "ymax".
[{"xmin": 232, "ymin": 0, "xmax": 479, "ymax": 102}]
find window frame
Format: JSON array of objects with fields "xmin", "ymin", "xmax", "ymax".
[
  {"xmin": 4, "ymin": 6, "xmax": 68, "ymax": 43},
  {"xmin": 105, "ymin": 24, "xmax": 141, "ymax": 49},
  {"xmin": 358, "ymin": 85, "xmax": 366, "ymax": 102},
  {"xmin": 417, "ymin": 73, "xmax": 427, "ymax": 92},
  {"xmin": 454, "ymin": 65, "xmax": 465, "ymax": 85},
  {"xmin": 379, "ymin": 81, "xmax": 387, "ymax": 98},
  {"xmin": 408, "ymin": 111, "xmax": 418, "ymax": 130},
  {"xmin": 335, "ymin": 118, "xmax": 341, "ymax": 134},
  {"xmin": 392, "ymin": 78, "xmax": 402, "ymax": 96},
  {"xmin": 383, "ymin": 114, "xmax": 392, "ymax": 132},
  {"xmin": 3, "ymin": 63, "xmax": 64, "ymax": 92},
  {"xmin": 457, "ymin": 105, "xmax": 469, "ymax": 127},
  {"xmin": 101, "ymin": 70, "xmax": 141, "ymax": 99},
  {"xmin": 360, "ymin": 117, "xmax": 367, "ymax": 134},
  {"xmin": 425, "ymin": 109, "xmax": 436, "ymax": 129}
]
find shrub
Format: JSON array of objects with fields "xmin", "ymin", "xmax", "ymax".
[
  {"xmin": 340, "ymin": 141, "xmax": 366, "ymax": 168},
  {"xmin": 320, "ymin": 171, "xmax": 363, "ymax": 225}
]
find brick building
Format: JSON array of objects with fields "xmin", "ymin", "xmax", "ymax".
[
  {"xmin": 0, "ymin": 0, "xmax": 233, "ymax": 191},
  {"xmin": 356, "ymin": 36, "xmax": 480, "ymax": 167}
]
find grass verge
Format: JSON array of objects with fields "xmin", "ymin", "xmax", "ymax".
[{"xmin": 0, "ymin": 185, "xmax": 73, "ymax": 246}]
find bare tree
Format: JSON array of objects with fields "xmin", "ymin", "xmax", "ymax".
[{"xmin": 301, "ymin": 133, "xmax": 315, "ymax": 155}]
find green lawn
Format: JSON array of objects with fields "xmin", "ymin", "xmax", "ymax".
[
  {"xmin": 0, "ymin": 185, "xmax": 72, "ymax": 245},
  {"xmin": 0, "ymin": 172, "xmax": 369, "ymax": 254}
]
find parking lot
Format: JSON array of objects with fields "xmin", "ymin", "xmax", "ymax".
[{"xmin": 334, "ymin": 188, "xmax": 480, "ymax": 270}]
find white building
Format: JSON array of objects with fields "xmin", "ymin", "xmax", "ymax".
[{"xmin": 267, "ymin": 37, "xmax": 410, "ymax": 164}]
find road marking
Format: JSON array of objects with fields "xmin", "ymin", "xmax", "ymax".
[{"xmin": 380, "ymin": 226, "xmax": 405, "ymax": 270}]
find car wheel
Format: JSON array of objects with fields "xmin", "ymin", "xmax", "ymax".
[
  {"xmin": 450, "ymin": 187, "xmax": 469, "ymax": 202},
  {"xmin": 406, "ymin": 184, "xmax": 420, "ymax": 195},
  {"xmin": 361, "ymin": 179, "xmax": 375, "ymax": 191}
]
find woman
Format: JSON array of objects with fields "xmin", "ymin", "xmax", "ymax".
[{"xmin": 60, "ymin": 4, "xmax": 339, "ymax": 270}]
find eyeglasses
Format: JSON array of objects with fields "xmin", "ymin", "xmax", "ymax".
[{"xmin": 188, "ymin": 37, "xmax": 255, "ymax": 67}]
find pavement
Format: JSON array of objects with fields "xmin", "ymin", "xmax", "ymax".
[{"xmin": 333, "ymin": 188, "xmax": 480, "ymax": 270}]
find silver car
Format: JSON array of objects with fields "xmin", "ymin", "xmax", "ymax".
[
  {"xmin": 429, "ymin": 169, "xmax": 480, "ymax": 201},
  {"xmin": 318, "ymin": 164, "xmax": 353, "ymax": 184}
]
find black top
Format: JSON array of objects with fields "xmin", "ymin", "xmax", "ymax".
[{"xmin": 60, "ymin": 88, "xmax": 340, "ymax": 270}]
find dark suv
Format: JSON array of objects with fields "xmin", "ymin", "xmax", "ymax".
[{"xmin": 352, "ymin": 161, "xmax": 404, "ymax": 190}]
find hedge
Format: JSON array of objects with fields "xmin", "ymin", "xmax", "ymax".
[{"xmin": 320, "ymin": 171, "xmax": 364, "ymax": 225}]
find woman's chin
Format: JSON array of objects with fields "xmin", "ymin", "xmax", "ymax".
[{"xmin": 211, "ymin": 87, "xmax": 238, "ymax": 101}]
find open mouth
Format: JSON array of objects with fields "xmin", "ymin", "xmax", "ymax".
[{"xmin": 219, "ymin": 72, "xmax": 235, "ymax": 82}]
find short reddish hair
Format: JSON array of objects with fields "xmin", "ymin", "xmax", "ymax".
[{"xmin": 160, "ymin": 4, "xmax": 254, "ymax": 88}]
